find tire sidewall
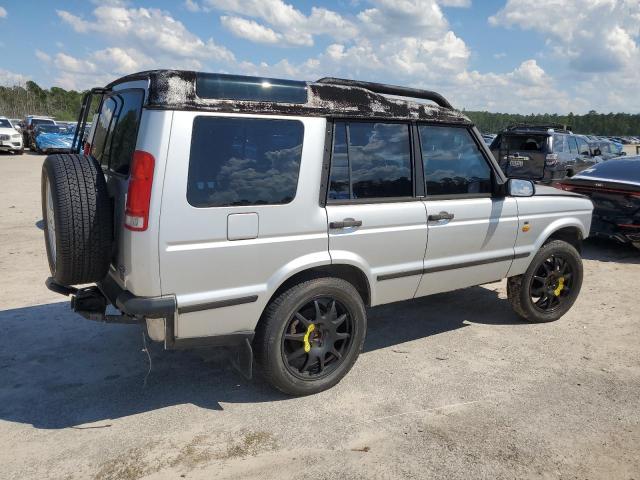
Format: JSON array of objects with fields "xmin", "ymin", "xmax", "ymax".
[
  {"xmin": 41, "ymin": 164, "xmax": 59, "ymax": 278},
  {"xmin": 261, "ymin": 279, "xmax": 367, "ymax": 395},
  {"xmin": 519, "ymin": 240, "xmax": 583, "ymax": 322}
]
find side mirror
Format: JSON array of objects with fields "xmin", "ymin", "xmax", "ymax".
[
  {"xmin": 592, "ymin": 148, "xmax": 601, "ymax": 157},
  {"xmin": 508, "ymin": 178, "xmax": 535, "ymax": 197}
]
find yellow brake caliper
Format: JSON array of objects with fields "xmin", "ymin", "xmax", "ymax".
[
  {"xmin": 303, "ymin": 324, "xmax": 315, "ymax": 353},
  {"xmin": 554, "ymin": 277, "xmax": 565, "ymax": 297}
]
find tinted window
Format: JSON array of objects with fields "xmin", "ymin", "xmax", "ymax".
[
  {"xmin": 502, "ymin": 134, "xmax": 547, "ymax": 152},
  {"xmin": 196, "ymin": 73, "xmax": 308, "ymax": 104},
  {"xmin": 109, "ymin": 91, "xmax": 144, "ymax": 174},
  {"xmin": 553, "ymin": 134, "xmax": 565, "ymax": 153},
  {"xmin": 187, "ymin": 117, "xmax": 304, "ymax": 207},
  {"xmin": 91, "ymin": 90, "xmax": 144, "ymax": 174},
  {"xmin": 328, "ymin": 123, "xmax": 350, "ymax": 200},
  {"xmin": 327, "ymin": 122, "xmax": 413, "ymax": 200},
  {"xmin": 91, "ymin": 97, "xmax": 117, "ymax": 167},
  {"xmin": 568, "ymin": 136, "xmax": 578, "ymax": 154},
  {"xmin": 419, "ymin": 125, "xmax": 492, "ymax": 196}
]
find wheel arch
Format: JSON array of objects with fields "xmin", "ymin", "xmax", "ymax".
[
  {"xmin": 262, "ymin": 263, "xmax": 372, "ymax": 319},
  {"xmin": 540, "ymin": 224, "xmax": 584, "ymax": 253}
]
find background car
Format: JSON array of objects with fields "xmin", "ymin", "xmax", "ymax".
[
  {"xmin": 558, "ymin": 157, "xmax": 640, "ymax": 249},
  {"xmin": 22, "ymin": 116, "xmax": 57, "ymax": 149},
  {"xmin": 489, "ymin": 125, "xmax": 598, "ymax": 183},
  {"xmin": 0, "ymin": 117, "xmax": 24, "ymax": 154},
  {"xmin": 33, "ymin": 124, "xmax": 75, "ymax": 154}
]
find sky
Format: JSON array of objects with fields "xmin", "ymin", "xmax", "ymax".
[{"xmin": 0, "ymin": 0, "xmax": 639, "ymax": 114}]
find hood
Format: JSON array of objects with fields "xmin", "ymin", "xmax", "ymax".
[
  {"xmin": 534, "ymin": 184, "xmax": 584, "ymax": 197},
  {"xmin": 0, "ymin": 127, "xmax": 18, "ymax": 136}
]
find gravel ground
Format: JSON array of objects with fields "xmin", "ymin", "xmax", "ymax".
[{"xmin": 1, "ymin": 152, "xmax": 639, "ymax": 480}]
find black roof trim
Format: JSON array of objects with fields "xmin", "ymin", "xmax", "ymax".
[
  {"xmin": 505, "ymin": 123, "xmax": 572, "ymax": 134},
  {"xmin": 100, "ymin": 70, "xmax": 470, "ymax": 124},
  {"xmin": 317, "ymin": 77, "xmax": 454, "ymax": 109}
]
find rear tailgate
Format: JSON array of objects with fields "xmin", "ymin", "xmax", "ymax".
[{"xmin": 495, "ymin": 133, "xmax": 548, "ymax": 180}]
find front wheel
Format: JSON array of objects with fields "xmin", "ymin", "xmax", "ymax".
[
  {"xmin": 254, "ymin": 277, "xmax": 367, "ymax": 395},
  {"xmin": 507, "ymin": 240, "xmax": 583, "ymax": 322}
]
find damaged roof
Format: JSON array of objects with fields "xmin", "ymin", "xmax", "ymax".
[{"xmin": 106, "ymin": 69, "xmax": 470, "ymax": 124}]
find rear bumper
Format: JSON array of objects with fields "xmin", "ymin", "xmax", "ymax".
[
  {"xmin": 45, "ymin": 276, "xmax": 253, "ymax": 349},
  {"xmin": 590, "ymin": 216, "xmax": 640, "ymax": 244}
]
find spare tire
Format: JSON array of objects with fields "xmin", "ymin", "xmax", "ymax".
[{"xmin": 41, "ymin": 154, "xmax": 113, "ymax": 285}]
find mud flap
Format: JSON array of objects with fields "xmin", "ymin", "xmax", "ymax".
[{"xmin": 229, "ymin": 338, "xmax": 253, "ymax": 380}]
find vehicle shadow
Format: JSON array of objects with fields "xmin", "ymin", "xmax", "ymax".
[
  {"xmin": 0, "ymin": 285, "xmax": 520, "ymax": 430},
  {"xmin": 582, "ymin": 237, "xmax": 639, "ymax": 264}
]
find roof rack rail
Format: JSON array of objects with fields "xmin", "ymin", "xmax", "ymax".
[
  {"xmin": 316, "ymin": 77, "xmax": 454, "ymax": 110},
  {"xmin": 506, "ymin": 123, "xmax": 572, "ymax": 132}
]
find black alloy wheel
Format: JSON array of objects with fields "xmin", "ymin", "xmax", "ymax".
[
  {"xmin": 529, "ymin": 253, "xmax": 574, "ymax": 313},
  {"xmin": 281, "ymin": 297, "xmax": 353, "ymax": 379}
]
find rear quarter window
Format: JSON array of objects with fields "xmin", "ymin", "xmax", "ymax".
[{"xmin": 187, "ymin": 117, "xmax": 304, "ymax": 207}]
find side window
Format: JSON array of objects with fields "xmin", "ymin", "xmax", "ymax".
[
  {"xmin": 419, "ymin": 125, "xmax": 492, "ymax": 196},
  {"xmin": 91, "ymin": 97, "xmax": 116, "ymax": 167},
  {"xmin": 91, "ymin": 90, "xmax": 144, "ymax": 174},
  {"xmin": 553, "ymin": 134, "xmax": 565, "ymax": 153},
  {"xmin": 327, "ymin": 121, "xmax": 413, "ymax": 201},
  {"xmin": 568, "ymin": 136, "xmax": 578, "ymax": 154},
  {"xmin": 187, "ymin": 117, "xmax": 304, "ymax": 207},
  {"xmin": 577, "ymin": 137, "xmax": 590, "ymax": 156}
]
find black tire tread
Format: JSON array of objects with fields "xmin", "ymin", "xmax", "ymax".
[{"xmin": 42, "ymin": 154, "xmax": 113, "ymax": 285}]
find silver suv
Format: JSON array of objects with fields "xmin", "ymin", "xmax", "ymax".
[{"xmin": 42, "ymin": 71, "xmax": 593, "ymax": 395}]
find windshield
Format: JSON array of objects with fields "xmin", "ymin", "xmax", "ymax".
[{"xmin": 0, "ymin": 119, "xmax": 12, "ymax": 128}]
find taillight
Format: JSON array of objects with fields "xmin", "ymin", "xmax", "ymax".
[
  {"xmin": 545, "ymin": 153, "xmax": 558, "ymax": 166},
  {"xmin": 125, "ymin": 150, "xmax": 155, "ymax": 231},
  {"xmin": 557, "ymin": 183, "xmax": 575, "ymax": 191},
  {"xmin": 83, "ymin": 142, "xmax": 91, "ymax": 155}
]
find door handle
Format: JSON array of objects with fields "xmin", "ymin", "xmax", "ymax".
[
  {"xmin": 428, "ymin": 211, "xmax": 454, "ymax": 221},
  {"xmin": 330, "ymin": 219, "xmax": 362, "ymax": 229}
]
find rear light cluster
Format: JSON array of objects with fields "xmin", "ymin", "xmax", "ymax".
[
  {"xmin": 125, "ymin": 150, "xmax": 155, "ymax": 231},
  {"xmin": 557, "ymin": 183, "xmax": 575, "ymax": 191},
  {"xmin": 545, "ymin": 153, "xmax": 558, "ymax": 166}
]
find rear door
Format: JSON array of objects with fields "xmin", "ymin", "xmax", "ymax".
[
  {"xmin": 160, "ymin": 113, "xmax": 328, "ymax": 339},
  {"xmin": 498, "ymin": 133, "xmax": 549, "ymax": 180},
  {"xmin": 325, "ymin": 121, "xmax": 428, "ymax": 306},
  {"xmin": 414, "ymin": 125, "xmax": 519, "ymax": 297}
]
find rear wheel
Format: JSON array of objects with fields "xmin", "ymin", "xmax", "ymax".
[
  {"xmin": 507, "ymin": 240, "xmax": 583, "ymax": 322},
  {"xmin": 254, "ymin": 277, "xmax": 367, "ymax": 395}
]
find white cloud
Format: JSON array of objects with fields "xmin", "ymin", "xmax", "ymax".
[
  {"xmin": 57, "ymin": 6, "xmax": 235, "ymax": 62},
  {"xmin": 0, "ymin": 6, "xmax": 7, "ymax": 18},
  {"xmin": 0, "ymin": 69, "xmax": 28, "ymax": 86},
  {"xmin": 221, "ymin": 16, "xmax": 308, "ymax": 46},
  {"xmin": 184, "ymin": 0, "xmax": 201, "ymax": 12},
  {"xmin": 35, "ymin": 50, "xmax": 51, "ymax": 63}
]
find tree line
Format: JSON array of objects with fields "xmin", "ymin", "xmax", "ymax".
[{"xmin": 1, "ymin": 81, "xmax": 639, "ymax": 135}]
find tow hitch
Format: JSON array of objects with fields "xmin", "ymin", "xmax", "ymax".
[{"xmin": 46, "ymin": 277, "xmax": 138, "ymax": 324}]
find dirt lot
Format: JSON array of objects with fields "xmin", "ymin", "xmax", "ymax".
[{"xmin": 1, "ymin": 151, "xmax": 639, "ymax": 480}]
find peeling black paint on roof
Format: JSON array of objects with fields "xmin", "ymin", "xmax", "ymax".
[{"xmin": 107, "ymin": 69, "xmax": 471, "ymax": 124}]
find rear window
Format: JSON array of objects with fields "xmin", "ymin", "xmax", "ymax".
[
  {"xmin": 32, "ymin": 119, "xmax": 55, "ymax": 127},
  {"xmin": 187, "ymin": 117, "xmax": 304, "ymax": 207},
  {"xmin": 501, "ymin": 134, "xmax": 548, "ymax": 152},
  {"xmin": 91, "ymin": 89, "xmax": 144, "ymax": 175}
]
